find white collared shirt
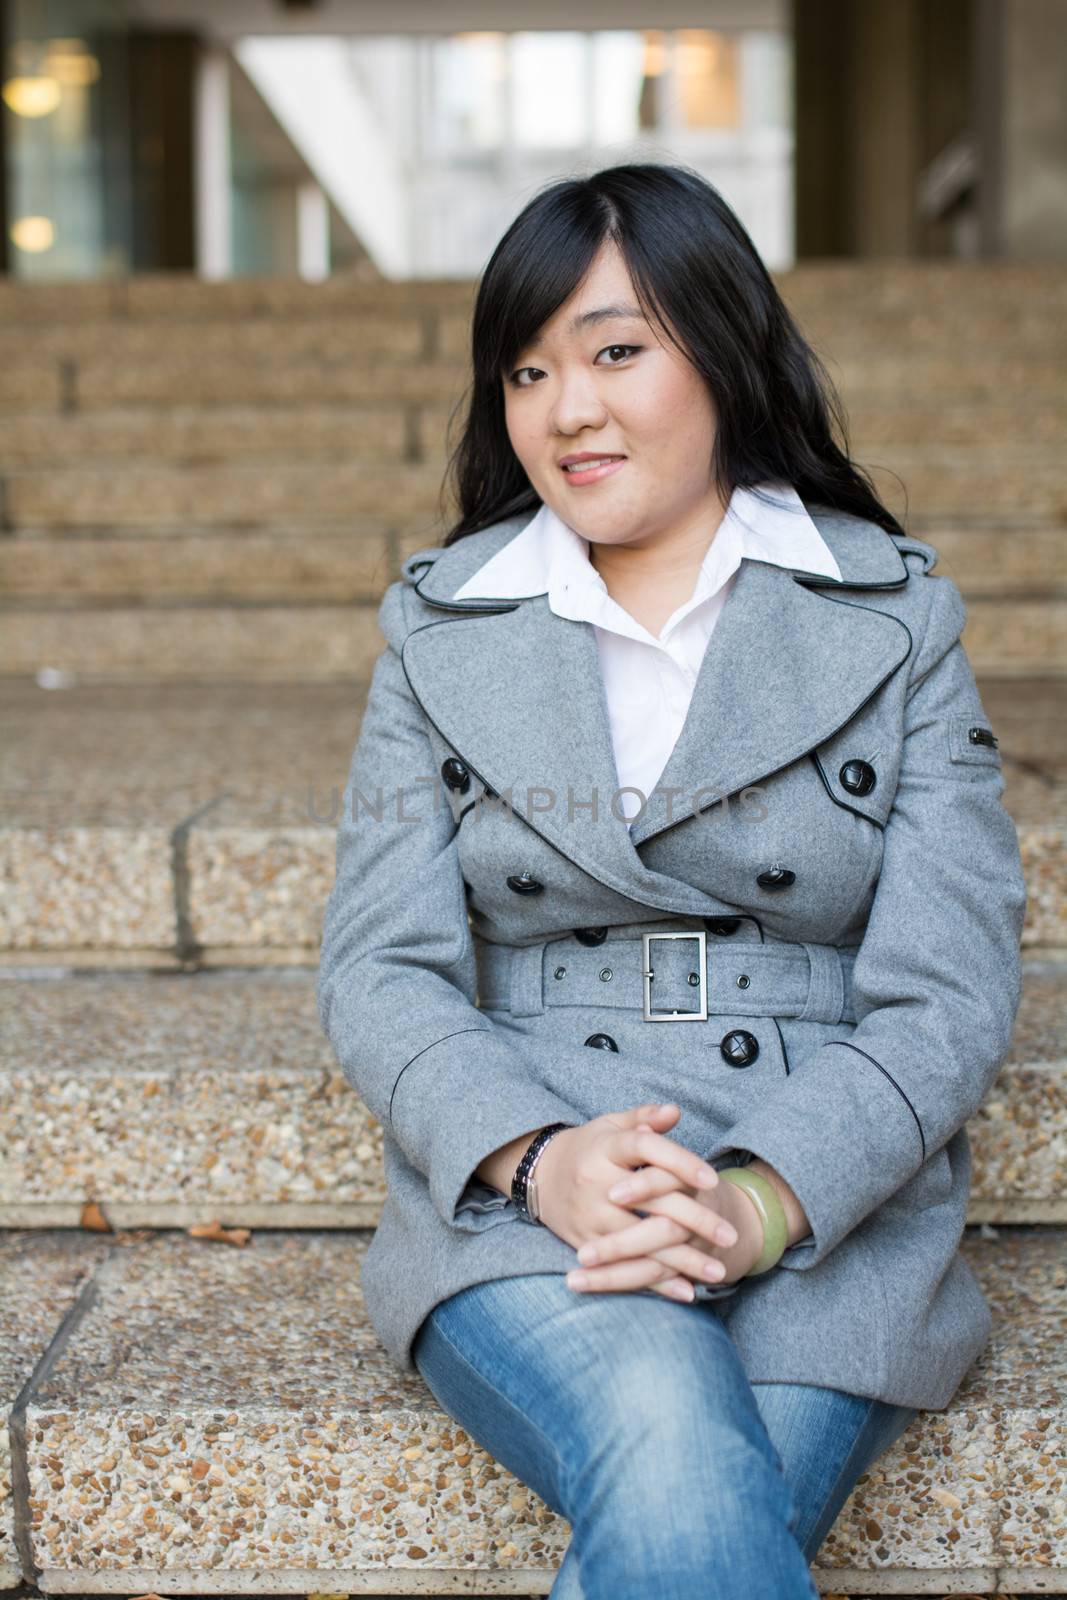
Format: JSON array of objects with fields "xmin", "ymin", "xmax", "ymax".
[{"xmin": 452, "ymin": 482, "xmax": 842, "ymax": 826}]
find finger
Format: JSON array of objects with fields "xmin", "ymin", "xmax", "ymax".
[
  {"xmin": 616, "ymin": 1127, "xmax": 719, "ymax": 1193},
  {"xmin": 629, "ymin": 1191, "xmax": 739, "ymax": 1251},
  {"xmin": 613, "ymin": 1179, "xmax": 742, "ymax": 1258},
  {"xmin": 607, "ymin": 1164, "xmax": 694, "ymax": 1205},
  {"xmin": 573, "ymin": 1231, "xmax": 729, "ymax": 1291},
  {"xmin": 582, "ymin": 1193, "xmax": 736, "ymax": 1263},
  {"xmin": 585, "ymin": 1196, "xmax": 735, "ymax": 1267},
  {"xmin": 651, "ymin": 1279, "xmax": 698, "ymax": 1303},
  {"xmin": 610, "ymin": 1102, "xmax": 675, "ymax": 1129},
  {"xmin": 576, "ymin": 1209, "xmax": 692, "ymax": 1267},
  {"xmin": 648, "ymin": 1240, "xmax": 729, "ymax": 1285},
  {"xmin": 567, "ymin": 1254, "xmax": 682, "ymax": 1295}
]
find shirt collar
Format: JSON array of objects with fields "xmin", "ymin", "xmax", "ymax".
[{"xmin": 451, "ymin": 481, "xmax": 842, "ymax": 605}]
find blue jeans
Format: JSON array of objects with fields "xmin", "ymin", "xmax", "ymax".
[{"xmin": 412, "ymin": 1272, "xmax": 918, "ymax": 1600}]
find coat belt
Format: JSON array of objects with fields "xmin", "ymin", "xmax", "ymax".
[{"xmin": 474, "ymin": 924, "xmax": 858, "ymax": 1025}]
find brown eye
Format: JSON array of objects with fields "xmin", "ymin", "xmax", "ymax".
[{"xmin": 596, "ymin": 344, "xmax": 641, "ymax": 365}]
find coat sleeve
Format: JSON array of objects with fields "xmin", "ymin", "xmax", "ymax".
[
  {"xmin": 315, "ymin": 579, "xmax": 582, "ymax": 1231},
  {"xmin": 704, "ymin": 570, "xmax": 1028, "ymax": 1269}
]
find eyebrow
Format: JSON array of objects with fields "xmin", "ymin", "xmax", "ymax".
[{"xmin": 525, "ymin": 303, "xmax": 646, "ymax": 350}]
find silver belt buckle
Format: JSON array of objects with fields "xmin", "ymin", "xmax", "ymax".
[{"xmin": 642, "ymin": 930, "xmax": 708, "ymax": 1021}]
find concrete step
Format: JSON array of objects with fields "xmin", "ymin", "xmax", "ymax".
[
  {"xmin": 777, "ymin": 257, "xmax": 1067, "ymax": 313},
  {"xmin": 0, "ymin": 404, "xmax": 412, "ymax": 468},
  {"xmin": 6, "ymin": 400, "xmax": 1066, "ymax": 468},
  {"xmin": 0, "ymin": 961, "xmax": 1062, "ymax": 1228},
  {"xmin": 0, "ymin": 509, "xmax": 1062, "ymax": 681},
  {"xmin": 2, "ymin": 311, "xmax": 1064, "ymax": 382},
  {"xmin": 0, "ymin": 263, "xmax": 1061, "ymax": 325},
  {"xmin": 0, "ymin": 357, "xmax": 469, "ymax": 415},
  {"xmin": 0, "ymin": 529, "xmax": 397, "ymax": 605},
  {"xmin": 0, "ymin": 603, "xmax": 396, "ymax": 682},
  {"xmin": 794, "ymin": 308, "xmax": 1067, "ymax": 350},
  {"xmin": 0, "ymin": 272, "xmax": 477, "ymax": 324},
  {"xmin": 4, "ymin": 451, "xmax": 1065, "ymax": 532},
  {"xmin": 1, "ymin": 1225, "xmax": 1063, "ymax": 1594},
  {"xmin": 1, "ymin": 593, "xmax": 1061, "ymax": 682},
  {"xmin": 0, "ymin": 527, "xmax": 1062, "ymax": 611},
  {"xmin": 458, "ymin": 314, "xmax": 1067, "ymax": 366},
  {"xmin": 415, "ymin": 398, "xmax": 1067, "ymax": 459},
  {"xmin": 0, "ymin": 678, "xmax": 1062, "ymax": 960},
  {"xmin": 0, "ymin": 313, "xmax": 431, "ymax": 368},
  {"xmin": 3, "ymin": 346, "xmax": 1064, "ymax": 418},
  {"xmin": 2, "ymin": 461, "xmax": 445, "ymax": 530}
]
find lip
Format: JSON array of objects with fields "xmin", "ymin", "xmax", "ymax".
[{"xmin": 559, "ymin": 454, "xmax": 627, "ymax": 486}]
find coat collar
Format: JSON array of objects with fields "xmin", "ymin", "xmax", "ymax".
[
  {"xmin": 449, "ymin": 482, "xmax": 844, "ymax": 617},
  {"xmin": 399, "ymin": 502, "xmax": 913, "ymax": 916}
]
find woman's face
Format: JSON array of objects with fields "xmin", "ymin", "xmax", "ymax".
[{"xmin": 502, "ymin": 238, "xmax": 722, "ymax": 552}]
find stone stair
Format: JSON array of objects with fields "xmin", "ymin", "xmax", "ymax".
[
  {"xmin": 0, "ymin": 961, "xmax": 1063, "ymax": 1230},
  {"xmin": 1, "ymin": 1226, "xmax": 1063, "ymax": 1597},
  {"xmin": 1, "ymin": 264, "xmax": 1065, "ymax": 684},
  {"xmin": 1, "ymin": 263, "xmax": 1065, "ymax": 1596}
]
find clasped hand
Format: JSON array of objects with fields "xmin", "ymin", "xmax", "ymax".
[{"xmin": 534, "ymin": 1102, "xmax": 765, "ymax": 1302}]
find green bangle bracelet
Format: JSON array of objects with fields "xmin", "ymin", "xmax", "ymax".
[{"xmin": 718, "ymin": 1167, "xmax": 789, "ymax": 1276}]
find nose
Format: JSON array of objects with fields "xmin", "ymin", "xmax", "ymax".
[{"xmin": 549, "ymin": 372, "xmax": 610, "ymax": 439}]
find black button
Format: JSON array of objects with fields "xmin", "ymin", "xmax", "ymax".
[
  {"xmin": 441, "ymin": 757, "xmax": 471, "ymax": 794},
  {"xmin": 506, "ymin": 871, "xmax": 544, "ymax": 895},
  {"xmin": 574, "ymin": 926, "xmax": 608, "ymax": 946},
  {"xmin": 704, "ymin": 916, "xmax": 741, "ymax": 936},
  {"xmin": 720, "ymin": 1029, "xmax": 759, "ymax": 1067},
  {"xmin": 584, "ymin": 1033, "xmax": 618, "ymax": 1052},
  {"xmin": 756, "ymin": 866, "xmax": 795, "ymax": 889},
  {"xmin": 839, "ymin": 759, "xmax": 876, "ymax": 796}
]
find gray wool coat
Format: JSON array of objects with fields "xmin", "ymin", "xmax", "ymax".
[{"xmin": 316, "ymin": 501, "xmax": 1027, "ymax": 1411}]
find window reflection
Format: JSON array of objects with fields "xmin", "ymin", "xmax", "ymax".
[
  {"xmin": 3, "ymin": 1, "xmax": 131, "ymax": 278},
  {"xmin": 675, "ymin": 30, "xmax": 740, "ymax": 129},
  {"xmin": 510, "ymin": 33, "xmax": 587, "ymax": 148},
  {"xmin": 0, "ymin": 14, "xmax": 793, "ymax": 279},
  {"xmin": 432, "ymin": 32, "xmax": 506, "ymax": 153}
]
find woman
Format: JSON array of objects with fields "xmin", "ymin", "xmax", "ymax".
[{"xmin": 316, "ymin": 164, "xmax": 1027, "ymax": 1598}]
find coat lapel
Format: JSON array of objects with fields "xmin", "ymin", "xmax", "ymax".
[
  {"xmin": 625, "ymin": 552, "xmax": 911, "ymax": 847},
  {"xmin": 401, "ymin": 506, "xmax": 914, "ymax": 910}
]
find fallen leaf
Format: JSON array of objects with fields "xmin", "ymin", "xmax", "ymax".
[
  {"xmin": 80, "ymin": 1200, "xmax": 112, "ymax": 1232},
  {"xmin": 187, "ymin": 1221, "xmax": 252, "ymax": 1246}
]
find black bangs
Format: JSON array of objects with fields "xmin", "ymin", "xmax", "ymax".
[
  {"xmin": 438, "ymin": 162, "xmax": 908, "ymax": 547},
  {"xmin": 473, "ymin": 192, "xmax": 610, "ymax": 386}
]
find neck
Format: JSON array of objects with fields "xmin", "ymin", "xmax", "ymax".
[{"xmin": 586, "ymin": 485, "xmax": 731, "ymax": 589}]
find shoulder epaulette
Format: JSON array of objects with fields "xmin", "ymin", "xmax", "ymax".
[
  {"xmin": 888, "ymin": 533, "xmax": 939, "ymax": 574},
  {"xmin": 401, "ymin": 547, "xmax": 445, "ymax": 586}
]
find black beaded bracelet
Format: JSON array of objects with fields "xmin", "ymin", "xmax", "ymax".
[{"xmin": 511, "ymin": 1123, "xmax": 572, "ymax": 1223}]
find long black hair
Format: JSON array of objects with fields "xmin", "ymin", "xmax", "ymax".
[{"xmin": 440, "ymin": 162, "xmax": 906, "ymax": 546}]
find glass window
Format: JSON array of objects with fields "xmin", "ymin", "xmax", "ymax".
[
  {"xmin": 743, "ymin": 30, "xmax": 792, "ymax": 132},
  {"xmin": 674, "ymin": 29, "xmax": 740, "ymax": 130},
  {"xmin": 590, "ymin": 31, "xmax": 649, "ymax": 146},
  {"xmin": 510, "ymin": 32, "xmax": 587, "ymax": 149},
  {"xmin": 3, "ymin": 0, "xmax": 132, "ymax": 278},
  {"xmin": 430, "ymin": 32, "xmax": 506, "ymax": 152}
]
